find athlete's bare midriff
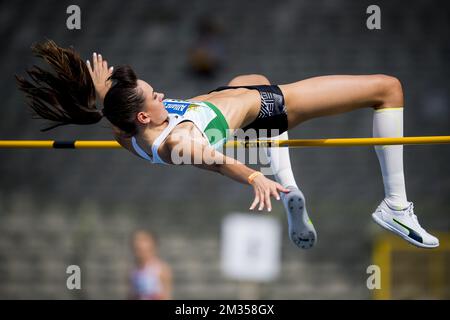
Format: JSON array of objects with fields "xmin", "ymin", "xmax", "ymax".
[{"xmin": 188, "ymin": 88, "xmax": 261, "ymax": 129}]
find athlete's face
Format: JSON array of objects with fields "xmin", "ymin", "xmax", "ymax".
[
  {"xmin": 136, "ymin": 79, "xmax": 167, "ymax": 126},
  {"xmin": 133, "ymin": 231, "xmax": 157, "ymax": 263}
]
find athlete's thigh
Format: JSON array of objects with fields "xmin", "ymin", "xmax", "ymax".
[{"xmin": 278, "ymin": 75, "xmax": 386, "ymax": 128}]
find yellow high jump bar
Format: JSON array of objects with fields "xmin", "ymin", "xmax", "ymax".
[{"xmin": 0, "ymin": 136, "xmax": 449, "ymax": 149}]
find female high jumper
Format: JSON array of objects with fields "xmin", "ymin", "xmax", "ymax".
[{"xmin": 16, "ymin": 41, "xmax": 439, "ymax": 249}]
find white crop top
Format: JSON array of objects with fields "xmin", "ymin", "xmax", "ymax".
[{"xmin": 131, "ymin": 99, "xmax": 229, "ymax": 165}]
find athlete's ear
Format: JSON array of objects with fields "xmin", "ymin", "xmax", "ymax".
[{"xmin": 136, "ymin": 111, "xmax": 151, "ymax": 124}]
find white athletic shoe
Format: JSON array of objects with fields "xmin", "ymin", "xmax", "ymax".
[
  {"xmin": 282, "ymin": 187, "xmax": 317, "ymax": 249},
  {"xmin": 372, "ymin": 200, "xmax": 439, "ymax": 248}
]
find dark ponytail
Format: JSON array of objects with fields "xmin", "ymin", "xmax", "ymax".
[{"xmin": 16, "ymin": 40, "xmax": 101, "ymax": 132}]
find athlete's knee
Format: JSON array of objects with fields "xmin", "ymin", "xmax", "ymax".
[
  {"xmin": 372, "ymin": 74, "xmax": 404, "ymax": 108},
  {"xmin": 228, "ymin": 74, "xmax": 271, "ymax": 86}
]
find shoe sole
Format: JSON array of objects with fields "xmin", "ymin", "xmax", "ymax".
[
  {"xmin": 372, "ymin": 213, "xmax": 438, "ymax": 249},
  {"xmin": 283, "ymin": 189, "xmax": 317, "ymax": 249}
]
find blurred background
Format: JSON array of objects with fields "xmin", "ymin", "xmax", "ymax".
[{"xmin": 0, "ymin": 0, "xmax": 449, "ymax": 299}]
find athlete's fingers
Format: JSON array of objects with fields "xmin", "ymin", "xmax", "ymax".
[
  {"xmin": 265, "ymin": 189, "xmax": 272, "ymax": 212},
  {"xmin": 86, "ymin": 60, "xmax": 93, "ymax": 75},
  {"xmin": 108, "ymin": 67, "xmax": 114, "ymax": 81},
  {"xmin": 259, "ymin": 189, "xmax": 267, "ymax": 211},
  {"xmin": 97, "ymin": 53, "xmax": 103, "ymax": 66},
  {"xmin": 271, "ymin": 187, "xmax": 280, "ymax": 201},
  {"xmin": 250, "ymin": 194, "xmax": 259, "ymax": 211},
  {"xmin": 250, "ymin": 187, "xmax": 261, "ymax": 210},
  {"xmin": 92, "ymin": 52, "xmax": 98, "ymax": 70},
  {"xmin": 103, "ymin": 60, "xmax": 108, "ymax": 71},
  {"xmin": 258, "ymin": 189, "xmax": 265, "ymax": 211},
  {"xmin": 276, "ymin": 183, "xmax": 290, "ymax": 194}
]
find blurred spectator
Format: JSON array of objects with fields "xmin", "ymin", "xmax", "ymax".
[
  {"xmin": 187, "ymin": 16, "xmax": 226, "ymax": 78},
  {"xmin": 129, "ymin": 230, "xmax": 172, "ymax": 300}
]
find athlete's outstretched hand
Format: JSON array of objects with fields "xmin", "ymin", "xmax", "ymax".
[
  {"xmin": 249, "ymin": 174, "xmax": 290, "ymax": 212},
  {"xmin": 86, "ymin": 52, "xmax": 113, "ymax": 103}
]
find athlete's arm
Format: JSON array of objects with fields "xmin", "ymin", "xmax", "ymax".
[{"xmin": 165, "ymin": 136, "xmax": 289, "ymax": 212}]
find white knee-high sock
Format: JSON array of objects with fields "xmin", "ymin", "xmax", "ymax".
[
  {"xmin": 264, "ymin": 131, "xmax": 299, "ymax": 189},
  {"xmin": 373, "ymin": 108, "xmax": 409, "ymax": 209}
]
